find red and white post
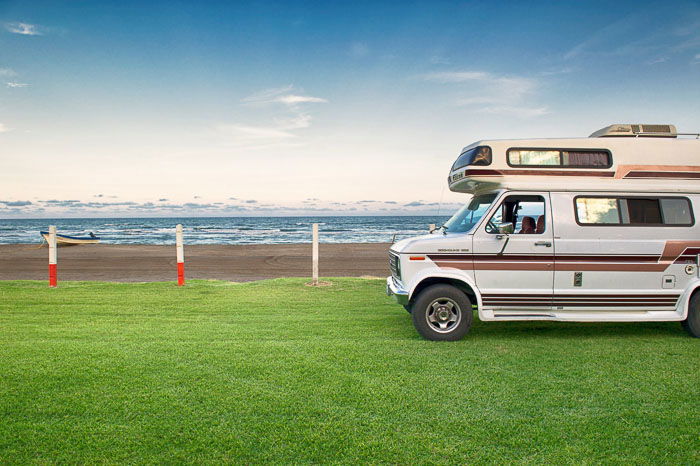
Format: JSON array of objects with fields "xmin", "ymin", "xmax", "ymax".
[
  {"xmin": 176, "ymin": 224, "xmax": 185, "ymax": 286},
  {"xmin": 48, "ymin": 225, "xmax": 57, "ymax": 287},
  {"xmin": 312, "ymin": 223, "xmax": 319, "ymax": 286}
]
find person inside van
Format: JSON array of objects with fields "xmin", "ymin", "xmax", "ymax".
[{"xmin": 520, "ymin": 216, "xmax": 536, "ymax": 234}]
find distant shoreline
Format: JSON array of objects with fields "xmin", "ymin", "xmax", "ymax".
[{"xmin": 0, "ymin": 243, "xmax": 391, "ymax": 282}]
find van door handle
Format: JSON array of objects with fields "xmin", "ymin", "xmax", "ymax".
[{"xmin": 534, "ymin": 241, "xmax": 552, "ymax": 247}]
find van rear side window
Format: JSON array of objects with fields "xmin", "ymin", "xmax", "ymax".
[
  {"xmin": 508, "ymin": 148, "xmax": 611, "ymax": 168},
  {"xmin": 575, "ymin": 197, "xmax": 694, "ymax": 226}
]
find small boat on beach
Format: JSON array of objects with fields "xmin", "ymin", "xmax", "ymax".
[{"xmin": 40, "ymin": 231, "xmax": 100, "ymax": 246}]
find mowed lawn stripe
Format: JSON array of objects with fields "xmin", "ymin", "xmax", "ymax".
[{"xmin": 0, "ymin": 279, "xmax": 698, "ymax": 463}]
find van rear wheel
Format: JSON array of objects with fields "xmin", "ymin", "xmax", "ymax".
[
  {"xmin": 411, "ymin": 284, "xmax": 473, "ymax": 341},
  {"xmin": 682, "ymin": 293, "xmax": 700, "ymax": 338}
]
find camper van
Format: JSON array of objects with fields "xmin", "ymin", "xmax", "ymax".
[{"xmin": 386, "ymin": 124, "xmax": 700, "ymax": 340}]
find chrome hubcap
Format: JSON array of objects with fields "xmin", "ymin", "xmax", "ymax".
[{"xmin": 426, "ymin": 298, "xmax": 461, "ymax": 333}]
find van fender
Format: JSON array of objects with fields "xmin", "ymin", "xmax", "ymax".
[
  {"xmin": 680, "ymin": 279, "xmax": 700, "ymax": 319},
  {"xmin": 406, "ymin": 268, "xmax": 482, "ymax": 309}
]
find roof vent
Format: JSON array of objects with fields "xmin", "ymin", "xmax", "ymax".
[{"xmin": 590, "ymin": 124, "xmax": 677, "ymax": 138}]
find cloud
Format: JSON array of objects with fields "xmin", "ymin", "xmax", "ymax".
[
  {"xmin": 6, "ymin": 82, "xmax": 29, "ymax": 88},
  {"xmin": 242, "ymin": 85, "xmax": 294, "ymax": 103},
  {"xmin": 0, "ymin": 123, "xmax": 8, "ymax": 133},
  {"xmin": 693, "ymin": 53, "xmax": 700, "ymax": 64},
  {"xmin": 422, "ymin": 71, "xmax": 490, "ymax": 83},
  {"xmin": 274, "ymin": 95, "xmax": 328, "ymax": 105},
  {"xmin": 42, "ymin": 199, "xmax": 80, "ymax": 205},
  {"xmin": 539, "ymin": 67, "xmax": 573, "ymax": 76},
  {"xmin": 242, "ymin": 86, "xmax": 327, "ymax": 107},
  {"xmin": 424, "ymin": 69, "xmax": 546, "ymax": 117},
  {"xmin": 564, "ymin": 13, "xmax": 700, "ymax": 63},
  {"xmin": 244, "ymin": 199, "xmax": 257, "ymax": 204},
  {"xmin": 0, "ymin": 68, "xmax": 16, "ymax": 77},
  {"xmin": 6, "ymin": 22, "xmax": 42, "ymax": 35},
  {"xmin": 159, "ymin": 198, "xmax": 169, "ymax": 202},
  {"xmin": 221, "ymin": 87, "xmax": 325, "ymax": 144},
  {"xmin": 479, "ymin": 106, "xmax": 550, "ymax": 118},
  {"xmin": 385, "ymin": 201, "xmax": 397, "ymax": 204},
  {"xmin": 646, "ymin": 57, "xmax": 668, "ymax": 65},
  {"xmin": 0, "ymin": 200, "xmax": 32, "ymax": 206},
  {"xmin": 404, "ymin": 201, "xmax": 440, "ymax": 207},
  {"xmin": 94, "ymin": 194, "xmax": 104, "ymax": 198},
  {"xmin": 424, "ymin": 71, "xmax": 535, "ymax": 100},
  {"xmin": 183, "ymin": 202, "xmax": 219, "ymax": 209},
  {"xmin": 563, "ymin": 14, "xmax": 640, "ymax": 60}
]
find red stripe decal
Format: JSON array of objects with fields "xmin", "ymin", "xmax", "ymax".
[
  {"xmin": 49, "ymin": 263, "xmax": 57, "ymax": 288},
  {"xmin": 177, "ymin": 262, "xmax": 185, "ymax": 286}
]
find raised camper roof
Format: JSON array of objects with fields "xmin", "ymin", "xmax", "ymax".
[{"xmin": 448, "ymin": 124, "xmax": 700, "ymax": 194}]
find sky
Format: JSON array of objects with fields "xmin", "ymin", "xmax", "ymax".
[{"xmin": 1, "ymin": 0, "xmax": 699, "ymax": 218}]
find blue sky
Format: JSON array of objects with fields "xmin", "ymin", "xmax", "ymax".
[{"xmin": 1, "ymin": 0, "xmax": 699, "ymax": 218}]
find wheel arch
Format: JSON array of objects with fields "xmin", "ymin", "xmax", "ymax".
[
  {"xmin": 409, "ymin": 275, "xmax": 480, "ymax": 309},
  {"xmin": 683, "ymin": 282, "xmax": 700, "ymax": 319}
]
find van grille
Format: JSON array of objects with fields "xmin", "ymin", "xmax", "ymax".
[{"xmin": 389, "ymin": 252, "xmax": 401, "ymax": 282}]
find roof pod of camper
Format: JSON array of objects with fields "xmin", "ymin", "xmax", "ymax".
[{"xmin": 448, "ymin": 124, "xmax": 700, "ymax": 194}]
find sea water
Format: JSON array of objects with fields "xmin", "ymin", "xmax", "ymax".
[{"xmin": 0, "ymin": 216, "xmax": 451, "ymax": 245}]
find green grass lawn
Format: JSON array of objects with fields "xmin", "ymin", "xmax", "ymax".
[{"xmin": 1, "ymin": 279, "xmax": 698, "ymax": 464}]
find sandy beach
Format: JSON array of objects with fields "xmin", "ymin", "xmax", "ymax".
[{"xmin": 0, "ymin": 243, "xmax": 391, "ymax": 282}]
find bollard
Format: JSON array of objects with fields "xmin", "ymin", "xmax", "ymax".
[
  {"xmin": 48, "ymin": 225, "xmax": 57, "ymax": 287},
  {"xmin": 312, "ymin": 223, "xmax": 319, "ymax": 286},
  {"xmin": 176, "ymin": 224, "xmax": 185, "ymax": 286}
]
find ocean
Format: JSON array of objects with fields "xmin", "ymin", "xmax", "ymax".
[{"xmin": 0, "ymin": 216, "xmax": 452, "ymax": 245}]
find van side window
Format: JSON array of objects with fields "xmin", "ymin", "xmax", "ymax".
[
  {"xmin": 575, "ymin": 197, "xmax": 694, "ymax": 226},
  {"xmin": 486, "ymin": 195, "xmax": 546, "ymax": 234},
  {"xmin": 508, "ymin": 149, "xmax": 611, "ymax": 168},
  {"xmin": 452, "ymin": 146, "xmax": 492, "ymax": 170}
]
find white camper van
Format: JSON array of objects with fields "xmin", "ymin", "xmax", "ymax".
[{"xmin": 386, "ymin": 124, "xmax": 700, "ymax": 340}]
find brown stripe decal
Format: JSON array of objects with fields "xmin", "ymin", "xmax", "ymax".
[
  {"xmin": 624, "ymin": 171, "xmax": 700, "ymax": 179},
  {"xmin": 486, "ymin": 303, "xmax": 677, "ymax": 307},
  {"xmin": 457, "ymin": 165, "xmax": 700, "ymax": 181},
  {"xmin": 464, "ymin": 169, "xmax": 615, "ymax": 178},
  {"xmin": 427, "ymin": 243, "xmax": 700, "ymax": 272},
  {"xmin": 615, "ymin": 165, "xmax": 700, "ymax": 179},
  {"xmin": 482, "ymin": 292, "xmax": 680, "ymax": 308},
  {"xmin": 482, "ymin": 294, "xmax": 681, "ymax": 298}
]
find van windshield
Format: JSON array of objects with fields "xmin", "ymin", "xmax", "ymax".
[{"xmin": 443, "ymin": 193, "xmax": 498, "ymax": 233}]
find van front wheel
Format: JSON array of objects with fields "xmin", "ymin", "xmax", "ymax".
[
  {"xmin": 682, "ymin": 293, "xmax": 700, "ymax": 338},
  {"xmin": 411, "ymin": 284, "xmax": 473, "ymax": 341}
]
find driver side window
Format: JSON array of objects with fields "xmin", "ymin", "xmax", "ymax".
[{"xmin": 486, "ymin": 195, "xmax": 546, "ymax": 235}]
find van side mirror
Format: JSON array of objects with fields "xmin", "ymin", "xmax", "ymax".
[{"xmin": 498, "ymin": 223, "xmax": 514, "ymax": 235}]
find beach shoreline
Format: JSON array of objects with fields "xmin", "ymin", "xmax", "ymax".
[{"xmin": 0, "ymin": 243, "xmax": 391, "ymax": 282}]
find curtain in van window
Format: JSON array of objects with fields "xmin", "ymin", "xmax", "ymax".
[{"xmin": 562, "ymin": 151, "xmax": 609, "ymax": 167}]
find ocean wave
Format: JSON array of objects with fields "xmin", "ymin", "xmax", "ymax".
[{"xmin": 0, "ymin": 215, "xmax": 449, "ymax": 244}]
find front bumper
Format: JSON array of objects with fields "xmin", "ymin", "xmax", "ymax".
[{"xmin": 386, "ymin": 276, "xmax": 409, "ymax": 306}]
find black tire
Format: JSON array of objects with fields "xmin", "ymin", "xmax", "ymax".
[
  {"xmin": 403, "ymin": 304, "xmax": 412, "ymax": 313},
  {"xmin": 411, "ymin": 284, "xmax": 473, "ymax": 341},
  {"xmin": 682, "ymin": 293, "xmax": 700, "ymax": 338}
]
